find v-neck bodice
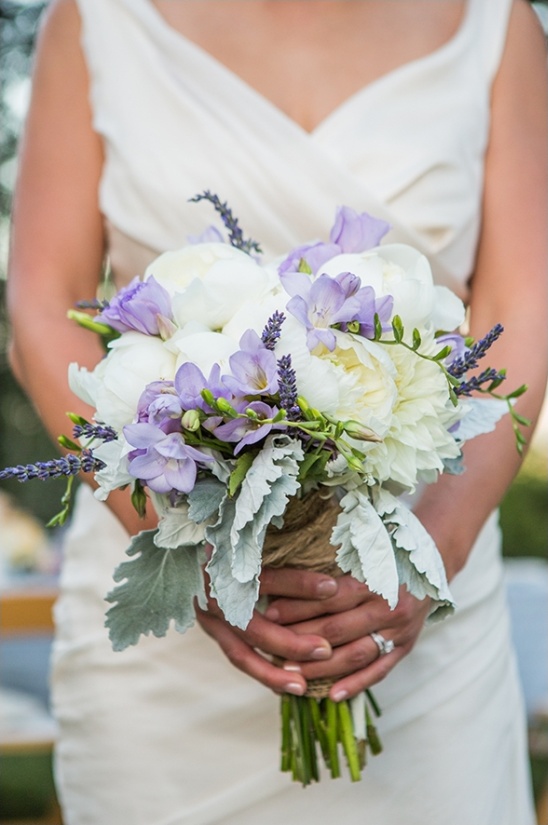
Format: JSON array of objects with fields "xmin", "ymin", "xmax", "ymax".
[{"xmin": 76, "ymin": 0, "xmax": 513, "ymax": 300}]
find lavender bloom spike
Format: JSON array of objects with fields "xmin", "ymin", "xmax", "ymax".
[
  {"xmin": 454, "ymin": 368, "xmax": 505, "ymax": 397},
  {"xmin": 72, "ymin": 423, "xmax": 118, "ymax": 442},
  {"xmin": 0, "ymin": 450, "xmax": 106, "ymax": 483},
  {"xmin": 447, "ymin": 324, "xmax": 504, "ymax": 378},
  {"xmin": 75, "ymin": 298, "xmax": 110, "ymax": 310},
  {"xmin": 261, "ymin": 311, "xmax": 286, "ymax": 351},
  {"xmin": 189, "ymin": 191, "xmax": 262, "ymax": 255},
  {"xmin": 277, "ymin": 354, "xmax": 301, "ymax": 421}
]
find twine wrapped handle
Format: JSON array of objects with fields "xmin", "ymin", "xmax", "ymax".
[{"xmin": 263, "ymin": 489, "xmax": 341, "ymax": 698}]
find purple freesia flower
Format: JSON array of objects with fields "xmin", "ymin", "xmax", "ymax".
[
  {"xmin": 282, "ymin": 271, "xmax": 393, "ymax": 350},
  {"xmin": 175, "ymin": 362, "xmax": 226, "ymax": 412},
  {"xmin": 222, "ymin": 330, "xmax": 279, "ymax": 396},
  {"xmin": 338, "ymin": 286, "xmax": 394, "ymax": 339},
  {"xmin": 124, "ymin": 422, "xmax": 212, "ymax": 494},
  {"xmin": 278, "ymin": 241, "xmax": 341, "ymax": 277},
  {"xmin": 212, "ymin": 401, "xmax": 285, "ymax": 455},
  {"xmin": 97, "ymin": 276, "xmax": 175, "ymax": 337},
  {"xmin": 329, "ymin": 205, "xmax": 390, "ymax": 253},
  {"xmin": 278, "ymin": 207, "xmax": 390, "ymax": 277},
  {"xmin": 137, "ymin": 380, "xmax": 182, "ymax": 434}
]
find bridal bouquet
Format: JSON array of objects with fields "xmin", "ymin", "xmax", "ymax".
[{"xmin": 1, "ymin": 193, "xmax": 527, "ymax": 784}]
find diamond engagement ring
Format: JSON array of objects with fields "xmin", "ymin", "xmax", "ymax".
[{"xmin": 370, "ymin": 632, "xmax": 395, "ymax": 657}]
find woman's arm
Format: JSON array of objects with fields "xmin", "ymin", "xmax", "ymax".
[
  {"xmin": 9, "ymin": 1, "xmax": 337, "ymax": 683},
  {"xmin": 7, "ymin": 0, "xmax": 156, "ymax": 535},
  {"xmin": 198, "ymin": 0, "xmax": 548, "ymax": 698}
]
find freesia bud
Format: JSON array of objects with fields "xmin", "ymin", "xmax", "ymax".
[
  {"xmin": 345, "ymin": 454, "xmax": 366, "ymax": 473},
  {"xmin": 216, "ymin": 398, "xmax": 238, "ymax": 417},
  {"xmin": 181, "ymin": 410, "xmax": 201, "ymax": 432},
  {"xmin": 343, "ymin": 420, "xmax": 383, "ymax": 443}
]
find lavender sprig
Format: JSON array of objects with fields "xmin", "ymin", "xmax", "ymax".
[
  {"xmin": 72, "ymin": 423, "xmax": 118, "ymax": 442},
  {"xmin": 0, "ymin": 450, "xmax": 106, "ymax": 483},
  {"xmin": 454, "ymin": 368, "xmax": 506, "ymax": 397},
  {"xmin": 277, "ymin": 354, "xmax": 301, "ymax": 421},
  {"xmin": 189, "ymin": 191, "xmax": 262, "ymax": 255},
  {"xmin": 447, "ymin": 324, "xmax": 504, "ymax": 378},
  {"xmin": 75, "ymin": 298, "xmax": 110, "ymax": 311},
  {"xmin": 261, "ymin": 311, "xmax": 286, "ymax": 351}
]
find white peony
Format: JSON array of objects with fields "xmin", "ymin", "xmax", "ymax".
[
  {"xmin": 319, "ymin": 243, "xmax": 465, "ymax": 333},
  {"xmin": 69, "ymin": 332, "xmax": 177, "ymax": 431},
  {"xmin": 362, "ymin": 332, "xmax": 461, "ymax": 491},
  {"xmin": 145, "ymin": 243, "xmax": 276, "ymax": 330},
  {"xmin": 169, "ymin": 327, "xmax": 240, "ymax": 376}
]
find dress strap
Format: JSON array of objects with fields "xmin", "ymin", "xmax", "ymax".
[{"xmin": 470, "ymin": 0, "xmax": 515, "ymax": 82}]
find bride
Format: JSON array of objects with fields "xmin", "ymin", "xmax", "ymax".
[{"xmin": 7, "ymin": 1, "xmax": 547, "ymax": 823}]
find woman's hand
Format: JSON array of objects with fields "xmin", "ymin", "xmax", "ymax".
[
  {"xmin": 268, "ymin": 578, "xmax": 431, "ymax": 701},
  {"xmin": 196, "ymin": 567, "xmax": 338, "ymax": 696},
  {"xmin": 196, "ymin": 568, "xmax": 430, "ymax": 700}
]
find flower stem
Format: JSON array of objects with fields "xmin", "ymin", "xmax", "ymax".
[{"xmin": 337, "ymin": 700, "xmax": 362, "ymax": 782}]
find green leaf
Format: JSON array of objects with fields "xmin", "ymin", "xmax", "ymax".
[
  {"xmin": 297, "ymin": 450, "xmax": 330, "ymax": 484},
  {"xmin": 57, "ymin": 435, "xmax": 80, "ymax": 451},
  {"xmin": 105, "ymin": 530, "xmax": 205, "ymax": 650},
  {"xmin": 391, "ymin": 315, "xmax": 404, "ymax": 343},
  {"xmin": 433, "ymin": 345, "xmax": 452, "ymax": 361},
  {"xmin": 228, "ymin": 452, "xmax": 255, "ymax": 497},
  {"xmin": 506, "ymin": 383, "xmax": 528, "ymax": 400}
]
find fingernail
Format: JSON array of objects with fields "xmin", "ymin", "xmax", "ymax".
[
  {"xmin": 316, "ymin": 579, "xmax": 337, "ymax": 598},
  {"xmin": 285, "ymin": 682, "xmax": 305, "ymax": 696},
  {"xmin": 283, "ymin": 663, "xmax": 302, "ymax": 673},
  {"xmin": 332, "ymin": 689, "xmax": 348, "ymax": 702},
  {"xmin": 264, "ymin": 607, "xmax": 280, "ymax": 622},
  {"xmin": 311, "ymin": 646, "xmax": 331, "ymax": 661}
]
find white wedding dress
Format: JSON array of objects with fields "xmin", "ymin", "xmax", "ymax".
[{"xmin": 51, "ymin": 1, "xmax": 536, "ymax": 823}]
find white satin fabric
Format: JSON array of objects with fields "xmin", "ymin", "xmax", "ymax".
[{"xmin": 52, "ymin": 1, "xmax": 535, "ymax": 823}]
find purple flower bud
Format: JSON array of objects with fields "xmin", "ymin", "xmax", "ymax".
[
  {"xmin": 329, "ymin": 206, "xmax": 390, "ymax": 253},
  {"xmin": 136, "ymin": 381, "xmax": 182, "ymax": 434},
  {"xmin": 97, "ymin": 276, "xmax": 174, "ymax": 337}
]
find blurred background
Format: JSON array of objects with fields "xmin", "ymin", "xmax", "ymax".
[{"xmin": 0, "ymin": 1, "xmax": 547, "ymax": 823}]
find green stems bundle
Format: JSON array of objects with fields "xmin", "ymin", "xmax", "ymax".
[{"xmin": 280, "ymin": 690, "xmax": 382, "ymax": 785}]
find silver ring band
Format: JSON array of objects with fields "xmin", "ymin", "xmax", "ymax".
[{"xmin": 370, "ymin": 632, "xmax": 395, "ymax": 657}]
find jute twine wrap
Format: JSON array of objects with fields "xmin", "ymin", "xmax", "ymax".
[{"xmin": 263, "ymin": 489, "xmax": 341, "ymax": 699}]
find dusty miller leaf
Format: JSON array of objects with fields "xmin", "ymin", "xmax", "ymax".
[
  {"xmin": 455, "ymin": 398, "xmax": 508, "ymax": 443},
  {"xmin": 374, "ymin": 488, "xmax": 454, "ymax": 620},
  {"xmin": 187, "ymin": 478, "xmax": 226, "ymax": 523},
  {"xmin": 105, "ymin": 530, "xmax": 205, "ymax": 650},
  {"xmin": 205, "ymin": 495, "xmax": 259, "ymax": 629},
  {"xmin": 230, "ymin": 435, "xmax": 303, "ymax": 582},
  {"xmin": 331, "ymin": 487, "xmax": 399, "ymax": 608}
]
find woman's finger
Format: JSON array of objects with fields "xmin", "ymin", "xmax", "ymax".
[
  {"xmin": 201, "ymin": 594, "xmax": 333, "ymax": 662},
  {"xmin": 196, "ymin": 606, "xmax": 308, "ymax": 695},
  {"xmin": 259, "ymin": 566, "xmax": 338, "ymax": 601},
  {"xmin": 265, "ymin": 574, "xmax": 372, "ymax": 624}
]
